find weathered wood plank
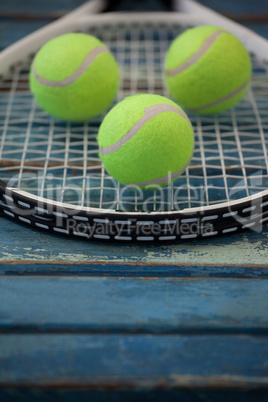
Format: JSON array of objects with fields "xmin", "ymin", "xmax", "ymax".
[
  {"xmin": 0, "ymin": 0, "xmax": 85, "ymax": 14},
  {"xmin": 0, "ymin": 277, "xmax": 268, "ymax": 333},
  {"xmin": 2, "ymin": 259, "xmax": 267, "ymax": 277},
  {"xmin": 1, "ymin": 388, "xmax": 268, "ymax": 402},
  {"xmin": 1, "ymin": 218, "xmax": 268, "ymax": 267},
  {"xmin": 1, "ymin": 334, "xmax": 268, "ymax": 387},
  {"xmin": 1, "ymin": 261, "xmax": 268, "ymax": 278}
]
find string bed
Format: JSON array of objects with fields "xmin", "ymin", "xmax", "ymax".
[{"xmin": 0, "ymin": 22, "xmax": 268, "ymax": 213}]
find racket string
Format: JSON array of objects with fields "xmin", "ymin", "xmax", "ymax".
[
  {"xmin": 230, "ymin": 108, "xmax": 249, "ymax": 198},
  {"xmin": 0, "ymin": 66, "xmax": 21, "ymax": 162}
]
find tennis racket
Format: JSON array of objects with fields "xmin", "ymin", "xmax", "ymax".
[{"xmin": 0, "ymin": 0, "xmax": 268, "ymax": 242}]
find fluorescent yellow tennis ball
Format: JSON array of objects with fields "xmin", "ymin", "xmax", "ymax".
[
  {"xmin": 164, "ymin": 25, "xmax": 252, "ymax": 115},
  {"xmin": 30, "ymin": 33, "xmax": 119, "ymax": 121},
  {"xmin": 97, "ymin": 94, "xmax": 194, "ymax": 189}
]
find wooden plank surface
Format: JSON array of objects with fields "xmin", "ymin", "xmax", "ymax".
[
  {"xmin": 1, "ymin": 334, "xmax": 268, "ymax": 387},
  {"xmin": 1, "ymin": 261, "xmax": 268, "ymax": 278},
  {"xmin": 1, "ymin": 218, "xmax": 268, "ymax": 267},
  {"xmin": 0, "ymin": 277, "xmax": 268, "ymax": 333}
]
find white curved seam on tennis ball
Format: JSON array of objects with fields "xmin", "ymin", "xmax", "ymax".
[
  {"xmin": 99, "ymin": 104, "xmax": 192, "ymax": 156},
  {"xmin": 189, "ymin": 79, "xmax": 250, "ymax": 112},
  {"xmin": 165, "ymin": 30, "xmax": 225, "ymax": 77},
  {"xmin": 33, "ymin": 46, "xmax": 110, "ymax": 87},
  {"xmin": 128, "ymin": 147, "xmax": 194, "ymax": 187}
]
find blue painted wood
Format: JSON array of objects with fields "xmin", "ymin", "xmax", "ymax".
[
  {"xmin": 1, "ymin": 334, "xmax": 268, "ymax": 386},
  {"xmin": 1, "ymin": 262, "xmax": 268, "ymax": 278},
  {"xmin": 1, "ymin": 277, "xmax": 268, "ymax": 333},
  {"xmin": 243, "ymin": 23, "xmax": 268, "ymax": 39},
  {"xmin": 0, "ymin": 21, "xmax": 52, "ymax": 51},
  {"xmin": 198, "ymin": 0, "xmax": 268, "ymax": 15},
  {"xmin": 1, "ymin": 1, "xmax": 268, "ymax": 50},
  {"xmin": 0, "ymin": 0, "xmax": 85, "ymax": 14},
  {"xmin": 0, "ymin": 0, "xmax": 267, "ymax": 16},
  {"xmin": 1, "ymin": 217, "xmax": 268, "ymax": 267}
]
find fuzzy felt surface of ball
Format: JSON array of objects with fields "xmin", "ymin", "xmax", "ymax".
[
  {"xmin": 164, "ymin": 25, "xmax": 252, "ymax": 115},
  {"xmin": 30, "ymin": 33, "xmax": 119, "ymax": 121},
  {"xmin": 97, "ymin": 94, "xmax": 194, "ymax": 188}
]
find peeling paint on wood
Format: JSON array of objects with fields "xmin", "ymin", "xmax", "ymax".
[{"xmin": 1, "ymin": 218, "xmax": 268, "ymax": 266}]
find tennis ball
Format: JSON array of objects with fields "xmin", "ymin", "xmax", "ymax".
[
  {"xmin": 97, "ymin": 94, "xmax": 194, "ymax": 188},
  {"xmin": 164, "ymin": 25, "xmax": 252, "ymax": 115},
  {"xmin": 30, "ymin": 33, "xmax": 119, "ymax": 121}
]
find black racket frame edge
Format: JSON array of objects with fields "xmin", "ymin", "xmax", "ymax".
[{"xmin": 0, "ymin": 180, "xmax": 267, "ymax": 242}]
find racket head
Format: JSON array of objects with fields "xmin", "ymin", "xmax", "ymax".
[{"xmin": 0, "ymin": 12, "xmax": 268, "ymax": 241}]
